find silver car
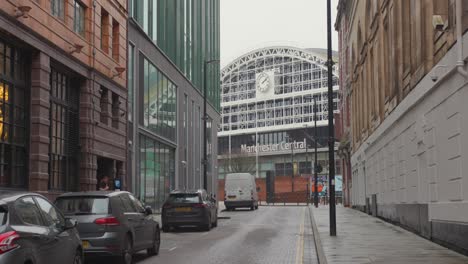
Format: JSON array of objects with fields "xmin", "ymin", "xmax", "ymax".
[
  {"xmin": 0, "ymin": 191, "xmax": 82, "ymax": 264},
  {"xmin": 55, "ymin": 191, "xmax": 160, "ymax": 264}
]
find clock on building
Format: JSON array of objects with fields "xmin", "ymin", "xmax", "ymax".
[{"xmin": 256, "ymin": 72, "xmax": 271, "ymax": 93}]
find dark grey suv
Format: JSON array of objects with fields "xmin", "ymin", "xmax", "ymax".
[
  {"xmin": 162, "ymin": 189, "xmax": 218, "ymax": 232},
  {"xmin": 0, "ymin": 191, "xmax": 82, "ymax": 264},
  {"xmin": 56, "ymin": 191, "xmax": 160, "ymax": 264}
]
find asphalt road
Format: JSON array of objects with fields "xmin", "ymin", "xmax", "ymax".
[{"xmin": 132, "ymin": 205, "xmax": 317, "ymax": 264}]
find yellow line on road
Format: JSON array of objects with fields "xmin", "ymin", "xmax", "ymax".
[{"xmin": 295, "ymin": 207, "xmax": 306, "ymax": 264}]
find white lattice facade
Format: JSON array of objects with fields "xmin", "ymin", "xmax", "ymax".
[
  {"xmin": 219, "ymin": 47, "xmax": 339, "ymax": 137},
  {"xmin": 218, "ymin": 47, "xmax": 340, "ymax": 180}
]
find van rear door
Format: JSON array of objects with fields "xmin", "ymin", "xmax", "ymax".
[{"xmin": 225, "ymin": 175, "xmax": 253, "ymax": 201}]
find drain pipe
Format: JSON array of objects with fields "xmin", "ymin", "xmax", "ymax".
[{"xmin": 456, "ymin": 0, "xmax": 468, "ymax": 78}]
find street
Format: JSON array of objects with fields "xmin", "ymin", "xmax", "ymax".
[{"xmin": 132, "ymin": 206, "xmax": 316, "ymax": 264}]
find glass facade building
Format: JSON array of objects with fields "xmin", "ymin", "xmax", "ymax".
[
  {"xmin": 130, "ymin": 0, "xmax": 220, "ymax": 110},
  {"xmin": 128, "ymin": 0, "xmax": 220, "ymax": 211}
]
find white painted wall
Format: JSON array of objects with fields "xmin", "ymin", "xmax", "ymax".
[{"xmin": 351, "ymin": 32, "xmax": 468, "ymax": 223}]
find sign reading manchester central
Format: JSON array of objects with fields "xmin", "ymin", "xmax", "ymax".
[{"xmin": 241, "ymin": 139, "xmax": 307, "ymax": 154}]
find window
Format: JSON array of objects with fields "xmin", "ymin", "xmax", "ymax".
[
  {"xmin": 15, "ymin": 197, "xmax": 43, "ymax": 226},
  {"xmin": 0, "ymin": 208, "xmax": 5, "ymax": 226},
  {"xmin": 49, "ymin": 69, "xmax": 79, "ymax": 191},
  {"xmin": 51, "ymin": 0, "xmax": 64, "ymax": 20},
  {"xmin": 0, "ymin": 41, "xmax": 28, "ymax": 189},
  {"xmin": 167, "ymin": 193, "xmax": 200, "ymax": 203},
  {"xmin": 100, "ymin": 87, "xmax": 108, "ymax": 124},
  {"xmin": 128, "ymin": 194, "xmax": 145, "ymax": 213},
  {"xmin": 139, "ymin": 135, "xmax": 175, "ymax": 211},
  {"xmin": 119, "ymin": 194, "xmax": 137, "ymax": 213},
  {"xmin": 112, "ymin": 93, "xmax": 119, "ymax": 129},
  {"xmin": 142, "ymin": 58, "xmax": 177, "ymax": 141},
  {"xmin": 35, "ymin": 197, "xmax": 65, "ymax": 229},
  {"xmin": 101, "ymin": 9, "xmax": 110, "ymax": 54},
  {"xmin": 56, "ymin": 197, "xmax": 110, "ymax": 215},
  {"xmin": 112, "ymin": 19, "xmax": 120, "ymax": 61},
  {"xmin": 73, "ymin": 1, "xmax": 85, "ymax": 37}
]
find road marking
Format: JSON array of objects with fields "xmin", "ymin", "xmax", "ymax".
[
  {"xmin": 295, "ymin": 207, "xmax": 306, "ymax": 264},
  {"xmin": 169, "ymin": 247, "xmax": 177, "ymax": 252}
]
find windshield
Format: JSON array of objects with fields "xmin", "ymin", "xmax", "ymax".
[
  {"xmin": 167, "ymin": 194, "xmax": 200, "ymax": 203},
  {"xmin": 56, "ymin": 197, "xmax": 109, "ymax": 215}
]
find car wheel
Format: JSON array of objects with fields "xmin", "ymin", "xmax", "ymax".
[
  {"xmin": 147, "ymin": 227, "xmax": 161, "ymax": 256},
  {"xmin": 73, "ymin": 250, "xmax": 83, "ymax": 264},
  {"xmin": 203, "ymin": 216, "xmax": 212, "ymax": 231},
  {"xmin": 212, "ymin": 215, "xmax": 218, "ymax": 228},
  {"xmin": 250, "ymin": 204, "xmax": 255, "ymax": 210},
  {"xmin": 119, "ymin": 235, "xmax": 133, "ymax": 264}
]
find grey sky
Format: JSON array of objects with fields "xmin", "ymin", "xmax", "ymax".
[{"xmin": 220, "ymin": 0, "xmax": 339, "ymax": 67}]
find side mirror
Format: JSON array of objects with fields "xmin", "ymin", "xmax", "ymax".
[
  {"xmin": 144, "ymin": 206, "xmax": 153, "ymax": 215},
  {"xmin": 64, "ymin": 218, "xmax": 77, "ymax": 230}
]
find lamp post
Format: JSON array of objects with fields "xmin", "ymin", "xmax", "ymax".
[
  {"xmin": 313, "ymin": 96, "xmax": 319, "ymax": 208},
  {"xmin": 327, "ymin": 0, "xmax": 337, "ymax": 236},
  {"xmin": 203, "ymin": 59, "xmax": 220, "ymax": 191}
]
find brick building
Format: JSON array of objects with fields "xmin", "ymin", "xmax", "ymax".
[
  {"xmin": 336, "ymin": 0, "xmax": 468, "ymax": 254},
  {"xmin": 0, "ymin": 0, "xmax": 128, "ymax": 198}
]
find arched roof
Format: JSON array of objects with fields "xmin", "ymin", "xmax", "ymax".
[{"xmin": 221, "ymin": 46, "xmax": 339, "ymax": 80}]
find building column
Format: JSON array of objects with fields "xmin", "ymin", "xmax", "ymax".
[
  {"xmin": 79, "ymin": 78, "xmax": 97, "ymax": 191},
  {"xmin": 29, "ymin": 52, "xmax": 51, "ymax": 193}
]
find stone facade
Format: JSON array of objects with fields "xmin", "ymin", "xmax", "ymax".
[
  {"xmin": 0, "ymin": 0, "xmax": 127, "ymax": 198},
  {"xmin": 337, "ymin": 0, "xmax": 468, "ymax": 255}
]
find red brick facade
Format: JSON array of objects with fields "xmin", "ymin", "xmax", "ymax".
[{"xmin": 0, "ymin": 0, "xmax": 128, "ymax": 198}]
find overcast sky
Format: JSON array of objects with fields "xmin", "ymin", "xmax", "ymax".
[{"xmin": 220, "ymin": 0, "xmax": 339, "ymax": 67}]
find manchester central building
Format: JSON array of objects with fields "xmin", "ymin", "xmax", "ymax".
[{"xmin": 218, "ymin": 46, "xmax": 340, "ymax": 196}]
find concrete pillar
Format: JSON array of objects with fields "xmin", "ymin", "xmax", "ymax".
[{"xmin": 29, "ymin": 52, "xmax": 51, "ymax": 193}]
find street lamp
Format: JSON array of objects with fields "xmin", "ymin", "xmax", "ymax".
[
  {"xmin": 203, "ymin": 59, "xmax": 220, "ymax": 192},
  {"xmin": 327, "ymin": 0, "xmax": 337, "ymax": 236}
]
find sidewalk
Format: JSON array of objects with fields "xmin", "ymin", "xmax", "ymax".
[{"xmin": 310, "ymin": 206, "xmax": 468, "ymax": 264}]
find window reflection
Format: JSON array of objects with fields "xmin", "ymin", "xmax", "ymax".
[{"xmin": 142, "ymin": 58, "xmax": 177, "ymax": 142}]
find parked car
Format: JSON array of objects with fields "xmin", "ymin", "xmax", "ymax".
[
  {"xmin": 224, "ymin": 173, "xmax": 259, "ymax": 211},
  {"xmin": 55, "ymin": 191, "xmax": 160, "ymax": 264},
  {"xmin": 161, "ymin": 189, "xmax": 217, "ymax": 232},
  {"xmin": 0, "ymin": 191, "xmax": 82, "ymax": 264}
]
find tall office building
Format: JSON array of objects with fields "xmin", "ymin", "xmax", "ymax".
[{"xmin": 128, "ymin": 0, "xmax": 220, "ymax": 210}]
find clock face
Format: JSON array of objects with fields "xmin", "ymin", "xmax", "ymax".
[{"xmin": 256, "ymin": 72, "xmax": 271, "ymax": 93}]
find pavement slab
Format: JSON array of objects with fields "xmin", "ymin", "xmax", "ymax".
[{"xmin": 310, "ymin": 206, "xmax": 468, "ymax": 264}]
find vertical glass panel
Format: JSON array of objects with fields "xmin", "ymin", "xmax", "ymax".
[
  {"xmin": 145, "ymin": 138, "xmax": 155, "ymax": 208},
  {"xmin": 139, "ymin": 135, "xmax": 146, "ymax": 200},
  {"xmin": 148, "ymin": 64, "xmax": 158, "ymax": 131},
  {"xmin": 143, "ymin": 60, "xmax": 149, "ymax": 127}
]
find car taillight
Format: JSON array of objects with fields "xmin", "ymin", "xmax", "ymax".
[
  {"xmin": 0, "ymin": 231, "xmax": 19, "ymax": 254},
  {"xmin": 94, "ymin": 217, "xmax": 120, "ymax": 226},
  {"xmin": 163, "ymin": 204, "xmax": 173, "ymax": 209},
  {"xmin": 193, "ymin": 203, "xmax": 207, "ymax": 208}
]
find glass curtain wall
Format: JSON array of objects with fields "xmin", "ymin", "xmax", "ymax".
[
  {"xmin": 131, "ymin": 0, "xmax": 220, "ymax": 111},
  {"xmin": 142, "ymin": 57, "xmax": 177, "ymax": 142},
  {"xmin": 139, "ymin": 135, "xmax": 175, "ymax": 211}
]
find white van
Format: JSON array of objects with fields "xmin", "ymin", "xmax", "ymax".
[{"xmin": 224, "ymin": 173, "xmax": 259, "ymax": 211}]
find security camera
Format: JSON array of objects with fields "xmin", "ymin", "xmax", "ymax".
[
  {"xmin": 430, "ymin": 74, "xmax": 438, "ymax": 82},
  {"xmin": 432, "ymin": 15, "xmax": 445, "ymax": 31}
]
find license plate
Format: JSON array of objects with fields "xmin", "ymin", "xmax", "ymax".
[
  {"xmin": 228, "ymin": 195, "xmax": 236, "ymax": 199},
  {"xmin": 175, "ymin": 207, "xmax": 192, "ymax": 212},
  {"xmin": 82, "ymin": 241, "xmax": 90, "ymax": 249}
]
